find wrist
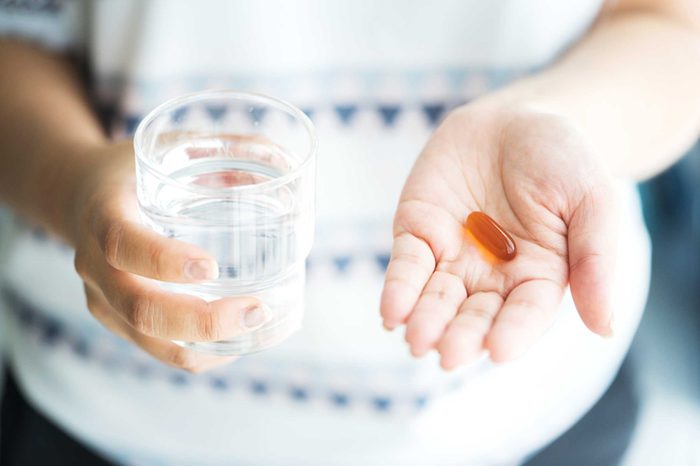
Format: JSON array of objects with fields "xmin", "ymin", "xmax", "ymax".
[
  {"xmin": 471, "ymin": 78, "xmax": 616, "ymax": 165},
  {"xmin": 466, "ymin": 74, "xmax": 570, "ymax": 121}
]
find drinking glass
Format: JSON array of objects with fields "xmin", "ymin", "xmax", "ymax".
[{"xmin": 134, "ymin": 90, "xmax": 316, "ymax": 355}]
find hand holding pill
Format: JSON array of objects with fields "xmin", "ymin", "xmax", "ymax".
[{"xmin": 380, "ymin": 104, "xmax": 617, "ymax": 369}]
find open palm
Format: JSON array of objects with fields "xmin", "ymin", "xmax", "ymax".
[{"xmin": 380, "ymin": 106, "xmax": 617, "ymax": 369}]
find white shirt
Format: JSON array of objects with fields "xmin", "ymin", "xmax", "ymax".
[{"xmin": 0, "ymin": 1, "xmax": 651, "ymax": 465}]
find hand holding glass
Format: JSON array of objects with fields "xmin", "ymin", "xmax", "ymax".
[{"xmin": 134, "ymin": 90, "xmax": 316, "ymax": 356}]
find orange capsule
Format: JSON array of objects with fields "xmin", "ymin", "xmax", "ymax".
[{"xmin": 465, "ymin": 212, "xmax": 517, "ymax": 261}]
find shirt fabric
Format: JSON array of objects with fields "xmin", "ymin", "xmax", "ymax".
[{"xmin": 0, "ymin": 1, "xmax": 651, "ymax": 465}]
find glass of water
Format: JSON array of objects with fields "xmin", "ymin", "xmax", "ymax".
[{"xmin": 133, "ymin": 90, "xmax": 316, "ymax": 355}]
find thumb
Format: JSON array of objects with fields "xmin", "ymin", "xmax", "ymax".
[{"xmin": 567, "ymin": 181, "xmax": 618, "ymax": 336}]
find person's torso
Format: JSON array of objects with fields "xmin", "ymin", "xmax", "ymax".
[{"xmin": 0, "ymin": 2, "xmax": 652, "ymax": 465}]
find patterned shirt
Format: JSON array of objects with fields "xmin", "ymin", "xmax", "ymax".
[{"xmin": 0, "ymin": 1, "xmax": 651, "ymax": 465}]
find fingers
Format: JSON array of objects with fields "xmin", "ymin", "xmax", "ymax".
[
  {"xmin": 83, "ymin": 284, "xmax": 235, "ymax": 372},
  {"xmin": 567, "ymin": 184, "xmax": 618, "ymax": 336},
  {"xmin": 436, "ymin": 291, "xmax": 503, "ymax": 370},
  {"xmin": 96, "ymin": 267, "xmax": 269, "ymax": 342},
  {"xmin": 380, "ymin": 232, "xmax": 436, "ymax": 329},
  {"xmin": 485, "ymin": 279, "xmax": 564, "ymax": 363},
  {"xmin": 95, "ymin": 218, "xmax": 219, "ymax": 283},
  {"xmin": 404, "ymin": 269, "xmax": 467, "ymax": 357}
]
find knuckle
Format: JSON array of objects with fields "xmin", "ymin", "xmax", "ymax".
[
  {"xmin": 102, "ymin": 221, "xmax": 126, "ymax": 268},
  {"xmin": 383, "ymin": 277, "xmax": 421, "ymax": 295},
  {"xmin": 193, "ymin": 305, "xmax": 224, "ymax": 342},
  {"xmin": 569, "ymin": 253, "xmax": 603, "ymax": 276},
  {"xmin": 424, "ymin": 289, "xmax": 450, "ymax": 301},
  {"xmin": 462, "ymin": 307, "xmax": 492, "ymax": 323},
  {"xmin": 148, "ymin": 242, "xmax": 166, "ymax": 279},
  {"xmin": 424, "ymin": 279, "xmax": 465, "ymax": 304},
  {"xmin": 128, "ymin": 294, "xmax": 158, "ymax": 335},
  {"xmin": 508, "ymin": 300, "xmax": 544, "ymax": 324},
  {"xmin": 509, "ymin": 299, "xmax": 535, "ymax": 311},
  {"xmin": 166, "ymin": 348, "xmax": 202, "ymax": 373},
  {"xmin": 393, "ymin": 250, "xmax": 427, "ymax": 267}
]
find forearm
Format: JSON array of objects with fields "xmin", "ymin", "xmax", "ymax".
[
  {"xmin": 0, "ymin": 40, "xmax": 106, "ymax": 241},
  {"xmin": 491, "ymin": 8, "xmax": 700, "ymax": 179}
]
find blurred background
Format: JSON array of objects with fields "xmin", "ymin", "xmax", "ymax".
[{"xmin": 622, "ymin": 143, "xmax": 700, "ymax": 465}]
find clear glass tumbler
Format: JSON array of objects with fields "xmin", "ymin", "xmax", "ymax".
[{"xmin": 134, "ymin": 90, "xmax": 316, "ymax": 355}]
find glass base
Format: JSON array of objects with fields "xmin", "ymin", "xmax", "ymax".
[
  {"xmin": 166, "ymin": 262, "xmax": 305, "ymax": 356},
  {"xmin": 173, "ymin": 315, "xmax": 301, "ymax": 356}
]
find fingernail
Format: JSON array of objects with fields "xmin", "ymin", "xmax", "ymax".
[
  {"xmin": 602, "ymin": 313, "xmax": 616, "ymax": 339},
  {"xmin": 242, "ymin": 304, "xmax": 269, "ymax": 330},
  {"xmin": 383, "ymin": 320, "xmax": 395, "ymax": 331},
  {"xmin": 184, "ymin": 259, "xmax": 219, "ymax": 281}
]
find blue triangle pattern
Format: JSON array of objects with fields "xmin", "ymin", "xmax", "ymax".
[
  {"xmin": 414, "ymin": 395, "xmax": 429, "ymax": 409},
  {"xmin": 248, "ymin": 106, "xmax": 267, "ymax": 124},
  {"xmin": 251, "ymin": 380, "xmax": 269, "ymax": 395},
  {"xmin": 335, "ymin": 104, "xmax": 358, "ymax": 125},
  {"xmin": 39, "ymin": 319, "xmax": 62, "ymax": 345},
  {"xmin": 333, "ymin": 256, "xmax": 352, "ymax": 273},
  {"xmin": 372, "ymin": 397, "xmax": 392, "ymax": 412},
  {"xmin": 210, "ymin": 377, "xmax": 229, "ymax": 390},
  {"xmin": 171, "ymin": 107, "xmax": 189, "ymax": 123},
  {"xmin": 301, "ymin": 108, "xmax": 315, "ymax": 120},
  {"xmin": 1, "ymin": 275, "xmax": 461, "ymax": 408},
  {"xmin": 375, "ymin": 253, "xmax": 390, "ymax": 271},
  {"xmin": 71, "ymin": 339, "xmax": 90, "ymax": 358},
  {"xmin": 422, "ymin": 103, "xmax": 446, "ymax": 126},
  {"xmin": 30, "ymin": 227, "xmax": 47, "ymax": 241},
  {"xmin": 330, "ymin": 392, "xmax": 350, "ymax": 407},
  {"xmin": 169, "ymin": 373, "xmax": 190, "ymax": 386},
  {"xmin": 289, "ymin": 386, "xmax": 309, "ymax": 401},
  {"xmin": 133, "ymin": 364, "xmax": 153, "ymax": 379},
  {"xmin": 125, "ymin": 115, "xmax": 141, "ymax": 135},
  {"xmin": 205, "ymin": 105, "xmax": 227, "ymax": 121},
  {"xmin": 378, "ymin": 105, "xmax": 401, "ymax": 127}
]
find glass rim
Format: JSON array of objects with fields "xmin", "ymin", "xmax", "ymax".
[{"xmin": 133, "ymin": 89, "xmax": 317, "ymax": 194}]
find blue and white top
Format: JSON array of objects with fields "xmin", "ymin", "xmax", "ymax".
[{"xmin": 0, "ymin": 1, "xmax": 651, "ymax": 465}]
